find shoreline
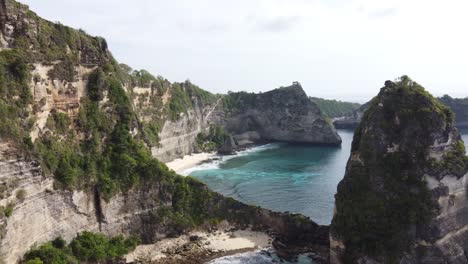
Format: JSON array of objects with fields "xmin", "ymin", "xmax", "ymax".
[
  {"xmin": 165, "ymin": 152, "xmax": 218, "ymax": 174},
  {"xmin": 125, "ymin": 227, "xmax": 272, "ymax": 263},
  {"xmin": 164, "ymin": 143, "xmax": 274, "ymax": 175}
]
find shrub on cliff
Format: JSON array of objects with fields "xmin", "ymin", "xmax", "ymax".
[
  {"xmin": 0, "ymin": 49, "xmax": 34, "ymax": 148},
  {"xmin": 309, "ymin": 97, "xmax": 361, "ymax": 118},
  {"xmin": 196, "ymin": 124, "xmax": 229, "ymax": 152},
  {"xmin": 22, "ymin": 232, "xmax": 138, "ymax": 264}
]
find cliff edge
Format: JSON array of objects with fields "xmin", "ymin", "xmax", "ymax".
[
  {"xmin": 0, "ymin": 0, "xmax": 332, "ymax": 262},
  {"xmin": 330, "ymin": 76, "xmax": 468, "ymax": 263},
  {"xmin": 223, "ymin": 83, "xmax": 342, "ymax": 146}
]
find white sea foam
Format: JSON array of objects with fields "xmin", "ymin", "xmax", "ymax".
[
  {"xmin": 208, "ymin": 249, "xmax": 315, "ymax": 264},
  {"xmin": 181, "ymin": 143, "xmax": 283, "ymax": 176},
  {"xmin": 207, "ymin": 249, "xmax": 278, "ymax": 264}
]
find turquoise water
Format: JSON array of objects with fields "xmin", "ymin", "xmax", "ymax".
[
  {"xmin": 191, "ymin": 129, "xmax": 468, "ymax": 264},
  {"xmin": 208, "ymin": 249, "xmax": 314, "ymax": 264},
  {"xmin": 187, "ymin": 130, "xmax": 354, "ymax": 225},
  {"xmin": 187, "ymin": 129, "xmax": 468, "ymax": 226}
]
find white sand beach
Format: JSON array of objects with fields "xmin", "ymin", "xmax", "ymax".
[
  {"xmin": 125, "ymin": 228, "xmax": 271, "ymax": 263},
  {"xmin": 165, "ymin": 152, "xmax": 217, "ymax": 174}
]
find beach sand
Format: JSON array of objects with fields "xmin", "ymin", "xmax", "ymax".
[
  {"xmin": 125, "ymin": 228, "xmax": 272, "ymax": 263},
  {"xmin": 165, "ymin": 152, "xmax": 217, "ymax": 174}
]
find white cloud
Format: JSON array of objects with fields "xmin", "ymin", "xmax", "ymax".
[{"xmin": 19, "ymin": 0, "xmax": 468, "ymax": 102}]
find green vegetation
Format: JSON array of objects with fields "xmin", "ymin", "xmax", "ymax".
[
  {"xmin": 196, "ymin": 124, "xmax": 229, "ymax": 152},
  {"xmin": 23, "ymin": 232, "xmax": 139, "ymax": 264},
  {"xmin": 309, "ymin": 97, "xmax": 361, "ymax": 118},
  {"xmin": 222, "ymin": 91, "xmax": 257, "ymax": 112},
  {"xmin": 3, "ymin": 4, "xmax": 315, "ymax": 263},
  {"xmin": 167, "ymin": 82, "xmax": 192, "ymax": 120},
  {"xmin": 16, "ymin": 189, "xmax": 26, "ymax": 201},
  {"xmin": 439, "ymin": 95, "xmax": 468, "ymax": 127},
  {"xmin": 429, "ymin": 141, "xmax": 468, "ymax": 178},
  {"xmin": 167, "ymin": 80, "xmax": 217, "ymax": 120},
  {"xmin": 141, "ymin": 121, "xmax": 162, "ymax": 147},
  {"xmin": 34, "ymin": 65, "xmax": 169, "ymax": 198},
  {"xmin": 11, "ymin": 2, "xmax": 108, "ymax": 64},
  {"xmin": 332, "ymin": 76, "xmax": 457, "ymax": 262},
  {"xmin": 23, "ymin": 258, "xmax": 44, "ymax": 264},
  {"xmin": 46, "ymin": 111, "xmax": 71, "ymax": 135},
  {"xmin": 0, "ymin": 49, "xmax": 34, "ymax": 149},
  {"xmin": 0, "ymin": 203, "xmax": 14, "ymax": 218},
  {"xmin": 47, "ymin": 56, "xmax": 76, "ymax": 82}
]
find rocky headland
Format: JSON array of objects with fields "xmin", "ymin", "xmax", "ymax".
[
  {"xmin": 0, "ymin": 0, "xmax": 334, "ymax": 262},
  {"xmin": 330, "ymin": 77, "xmax": 468, "ymax": 263}
]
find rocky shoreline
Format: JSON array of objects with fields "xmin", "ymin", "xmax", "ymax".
[
  {"xmin": 125, "ymin": 224, "xmax": 272, "ymax": 263},
  {"xmin": 125, "ymin": 225, "xmax": 328, "ymax": 264}
]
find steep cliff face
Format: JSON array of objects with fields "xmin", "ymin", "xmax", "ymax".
[
  {"xmin": 223, "ymin": 84, "xmax": 342, "ymax": 146},
  {"xmin": 0, "ymin": 141, "xmax": 331, "ymax": 263},
  {"xmin": 0, "ymin": 1, "xmax": 333, "ymax": 263},
  {"xmin": 330, "ymin": 77, "xmax": 468, "ymax": 263},
  {"xmin": 151, "ymin": 96, "xmax": 222, "ymax": 162}
]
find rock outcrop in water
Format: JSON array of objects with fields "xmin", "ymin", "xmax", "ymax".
[
  {"xmin": 0, "ymin": 0, "xmax": 333, "ymax": 262},
  {"xmin": 330, "ymin": 76, "xmax": 468, "ymax": 263},
  {"xmin": 223, "ymin": 84, "xmax": 342, "ymax": 146}
]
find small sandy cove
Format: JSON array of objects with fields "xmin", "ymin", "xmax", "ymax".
[
  {"xmin": 125, "ymin": 229, "xmax": 271, "ymax": 263},
  {"xmin": 165, "ymin": 152, "xmax": 217, "ymax": 174}
]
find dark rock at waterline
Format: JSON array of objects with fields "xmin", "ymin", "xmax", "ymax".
[
  {"xmin": 224, "ymin": 83, "xmax": 342, "ymax": 146},
  {"xmin": 218, "ymin": 135, "xmax": 238, "ymax": 155}
]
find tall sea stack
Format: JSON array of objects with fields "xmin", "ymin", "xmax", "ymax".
[{"xmin": 330, "ymin": 76, "xmax": 468, "ymax": 263}]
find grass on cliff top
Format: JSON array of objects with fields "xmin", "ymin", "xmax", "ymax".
[
  {"xmin": 9, "ymin": 0, "xmax": 107, "ymax": 64},
  {"xmin": 309, "ymin": 97, "xmax": 361, "ymax": 118},
  {"xmin": 167, "ymin": 80, "xmax": 218, "ymax": 120},
  {"xmin": 332, "ymin": 75, "xmax": 464, "ymax": 263}
]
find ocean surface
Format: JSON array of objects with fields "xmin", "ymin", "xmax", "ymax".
[
  {"xmin": 461, "ymin": 128, "xmax": 468, "ymax": 149},
  {"xmin": 186, "ymin": 129, "xmax": 468, "ymax": 264},
  {"xmin": 207, "ymin": 249, "xmax": 315, "ymax": 264},
  {"xmin": 186, "ymin": 130, "xmax": 354, "ymax": 225}
]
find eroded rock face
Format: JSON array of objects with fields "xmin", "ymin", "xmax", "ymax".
[
  {"xmin": 151, "ymin": 98, "xmax": 222, "ymax": 162},
  {"xmin": 0, "ymin": 1, "xmax": 337, "ymax": 262},
  {"xmin": 151, "ymin": 83, "xmax": 341, "ymax": 161},
  {"xmin": 330, "ymin": 77, "xmax": 468, "ymax": 263},
  {"xmin": 225, "ymin": 84, "xmax": 342, "ymax": 146},
  {"xmin": 0, "ymin": 140, "xmax": 330, "ymax": 263}
]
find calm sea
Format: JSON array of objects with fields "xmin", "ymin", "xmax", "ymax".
[{"xmin": 186, "ymin": 129, "xmax": 468, "ymax": 264}]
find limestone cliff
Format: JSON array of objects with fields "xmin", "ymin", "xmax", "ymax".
[
  {"xmin": 0, "ymin": 0, "xmax": 333, "ymax": 262},
  {"xmin": 330, "ymin": 77, "xmax": 468, "ymax": 263},
  {"xmin": 223, "ymin": 84, "xmax": 342, "ymax": 146}
]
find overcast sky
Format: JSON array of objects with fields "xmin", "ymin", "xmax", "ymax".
[{"xmin": 20, "ymin": 0, "xmax": 468, "ymax": 102}]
